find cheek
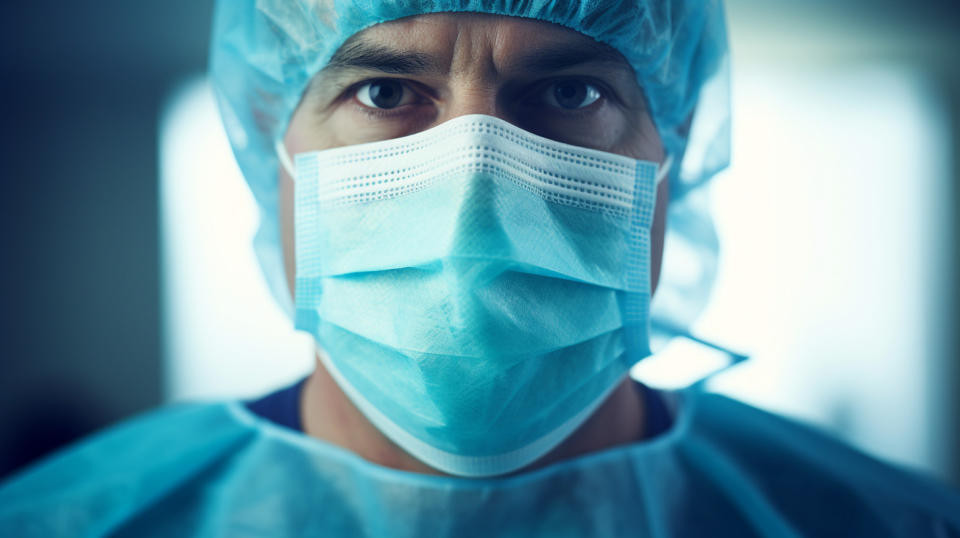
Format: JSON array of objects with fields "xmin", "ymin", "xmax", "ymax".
[
  {"xmin": 286, "ymin": 110, "xmax": 343, "ymax": 154},
  {"xmin": 516, "ymin": 105, "xmax": 629, "ymax": 151},
  {"xmin": 280, "ymin": 105, "xmax": 345, "ymax": 300},
  {"xmin": 301, "ymin": 99, "xmax": 439, "ymax": 148},
  {"xmin": 284, "ymin": 93, "xmax": 383, "ymax": 155},
  {"xmin": 609, "ymin": 112, "xmax": 664, "ymax": 163}
]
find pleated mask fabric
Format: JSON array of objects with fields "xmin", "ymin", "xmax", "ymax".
[{"xmin": 291, "ymin": 115, "xmax": 670, "ymax": 476}]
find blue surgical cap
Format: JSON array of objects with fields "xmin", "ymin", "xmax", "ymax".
[{"xmin": 209, "ymin": 0, "xmax": 731, "ymax": 343}]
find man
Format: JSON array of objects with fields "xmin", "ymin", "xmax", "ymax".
[
  {"xmin": 275, "ymin": 12, "xmax": 673, "ymax": 477},
  {"xmin": 1, "ymin": 1, "xmax": 958, "ymax": 536}
]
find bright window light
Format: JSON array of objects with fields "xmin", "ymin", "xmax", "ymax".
[
  {"xmin": 160, "ymin": 77, "xmax": 313, "ymax": 403},
  {"xmin": 662, "ymin": 65, "xmax": 949, "ymax": 477}
]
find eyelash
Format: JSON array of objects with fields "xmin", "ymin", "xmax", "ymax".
[
  {"xmin": 529, "ymin": 78, "xmax": 619, "ymax": 116},
  {"xmin": 343, "ymin": 77, "xmax": 613, "ymax": 117},
  {"xmin": 355, "ymin": 102, "xmax": 413, "ymax": 120},
  {"xmin": 346, "ymin": 79, "xmax": 429, "ymax": 118}
]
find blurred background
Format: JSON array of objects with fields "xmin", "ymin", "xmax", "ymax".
[{"xmin": 1, "ymin": 0, "xmax": 958, "ymax": 486}]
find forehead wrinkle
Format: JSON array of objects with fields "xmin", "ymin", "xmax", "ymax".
[
  {"xmin": 324, "ymin": 38, "xmax": 447, "ymax": 76},
  {"xmin": 304, "ymin": 38, "xmax": 448, "ymax": 105},
  {"xmin": 309, "ymin": 18, "xmax": 637, "ymax": 101},
  {"xmin": 510, "ymin": 41, "xmax": 633, "ymax": 75}
]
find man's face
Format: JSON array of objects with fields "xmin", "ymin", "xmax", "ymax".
[{"xmin": 280, "ymin": 13, "xmax": 669, "ymax": 296}]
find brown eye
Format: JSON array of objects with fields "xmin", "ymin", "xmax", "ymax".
[
  {"xmin": 356, "ymin": 79, "xmax": 413, "ymax": 109},
  {"xmin": 544, "ymin": 80, "xmax": 602, "ymax": 110}
]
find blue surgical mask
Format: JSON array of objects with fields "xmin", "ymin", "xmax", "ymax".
[{"xmin": 282, "ymin": 115, "xmax": 671, "ymax": 477}]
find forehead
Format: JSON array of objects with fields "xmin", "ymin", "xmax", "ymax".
[
  {"xmin": 359, "ymin": 13, "xmax": 599, "ymax": 48},
  {"xmin": 329, "ymin": 13, "xmax": 632, "ymax": 76}
]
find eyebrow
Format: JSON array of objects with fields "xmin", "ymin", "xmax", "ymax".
[
  {"xmin": 513, "ymin": 42, "xmax": 633, "ymax": 74},
  {"xmin": 323, "ymin": 38, "xmax": 632, "ymax": 78},
  {"xmin": 325, "ymin": 41, "xmax": 442, "ymax": 75}
]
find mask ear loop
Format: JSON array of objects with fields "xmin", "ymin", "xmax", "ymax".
[
  {"xmin": 655, "ymin": 155, "xmax": 674, "ymax": 186},
  {"xmin": 276, "ymin": 139, "xmax": 296, "ymax": 180}
]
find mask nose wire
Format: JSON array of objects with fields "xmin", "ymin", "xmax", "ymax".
[
  {"xmin": 278, "ymin": 136, "xmax": 673, "ymax": 186},
  {"xmin": 276, "ymin": 139, "xmax": 296, "ymax": 180}
]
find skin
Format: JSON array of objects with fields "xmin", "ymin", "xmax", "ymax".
[{"xmin": 278, "ymin": 13, "xmax": 671, "ymax": 476}]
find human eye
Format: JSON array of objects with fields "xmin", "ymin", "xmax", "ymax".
[
  {"xmin": 354, "ymin": 79, "xmax": 421, "ymax": 110},
  {"xmin": 537, "ymin": 79, "xmax": 603, "ymax": 110},
  {"xmin": 514, "ymin": 76, "xmax": 632, "ymax": 150}
]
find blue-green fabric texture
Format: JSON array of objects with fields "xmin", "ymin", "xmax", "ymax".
[
  {"xmin": 291, "ymin": 115, "xmax": 662, "ymax": 475},
  {"xmin": 1, "ymin": 388, "xmax": 958, "ymax": 537}
]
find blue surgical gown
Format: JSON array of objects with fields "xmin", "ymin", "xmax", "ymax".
[{"xmin": 1, "ymin": 386, "xmax": 958, "ymax": 537}]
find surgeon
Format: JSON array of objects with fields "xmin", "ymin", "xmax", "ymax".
[{"xmin": 1, "ymin": 0, "xmax": 959, "ymax": 536}]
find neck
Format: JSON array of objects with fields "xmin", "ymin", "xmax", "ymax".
[{"xmin": 300, "ymin": 351, "xmax": 647, "ymax": 477}]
